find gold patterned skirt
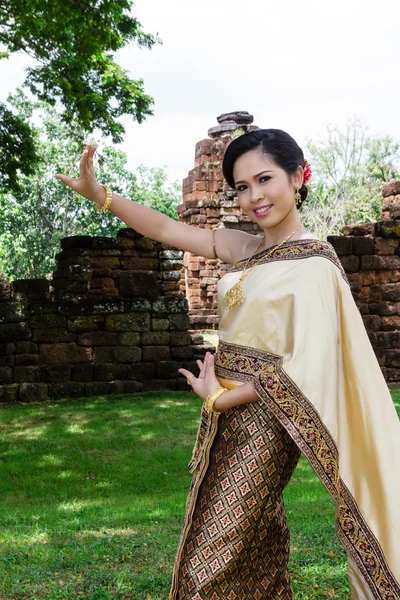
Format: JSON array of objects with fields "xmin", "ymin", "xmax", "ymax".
[{"xmin": 169, "ymin": 378, "xmax": 301, "ymax": 599}]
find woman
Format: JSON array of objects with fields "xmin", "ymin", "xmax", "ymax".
[{"xmin": 57, "ymin": 129, "xmax": 400, "ymax": 599}]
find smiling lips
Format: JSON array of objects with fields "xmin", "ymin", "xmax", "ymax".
[{"xmin": 253, "ymin": 204, "xmax": 273, "ymax": 217}]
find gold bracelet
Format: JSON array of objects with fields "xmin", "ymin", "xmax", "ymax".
[
  {"xmin": 205, "ymin": 385, "xmax": 227, "ymax": 415},
  {"xmin": 96, "ymin": 184, "xmax": 113, "ymax": 213}
]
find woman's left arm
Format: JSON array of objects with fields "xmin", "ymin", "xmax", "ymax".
[{"xmin": 178, "ymin": 352, "xmax": 259, "ymax": 411}]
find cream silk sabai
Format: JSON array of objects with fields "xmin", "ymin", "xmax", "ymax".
[{"xmin": 217, "ymin": 247, "xmax": 400, "ymax": 599}]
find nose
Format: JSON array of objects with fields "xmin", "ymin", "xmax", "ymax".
[{"xmin": 250, "ymin": 185, "xmax": 263, "ymax": 204}]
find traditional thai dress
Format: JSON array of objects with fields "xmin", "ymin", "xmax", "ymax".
[{"xmin": 169, "ymin": 239, "xmax": 400, "ymax": 600}]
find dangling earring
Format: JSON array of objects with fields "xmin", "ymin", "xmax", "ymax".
[{"xmin": 294, "ymin": 188, "xmax": 301, "ymax": 207}]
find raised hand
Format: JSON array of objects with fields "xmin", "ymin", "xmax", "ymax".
[
  {"xmin": 55, "ymin": 143, "xmax": 105, "ymax": 205},
  {"xmin": 178, "ymin": 352, "xmax": 220, "ymax": 401}
]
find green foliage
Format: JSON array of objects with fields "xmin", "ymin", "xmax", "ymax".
[
  {"xmin": 0, "ymin": 93, "xmax": 181, "ymax": 281},
  {"xmin": 302, "ymin": 116, "xmax": 400, "ymax": 239},
  {"xmin": 0, "ymin": 0, "xmax": 160, "ymax": 191}
]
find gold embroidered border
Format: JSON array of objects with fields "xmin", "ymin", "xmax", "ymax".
[
  {"xmin": 231, "ymin": 239, "xmax": 349, "ymax": 284},
  {"xmin": 215, "ymin": 340, "xmax": 400, "ymax": 600}
]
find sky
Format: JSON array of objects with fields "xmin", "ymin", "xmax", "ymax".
[{"xmin": 1, "ymin": 0, "xmax": 399, "ymax": 185}]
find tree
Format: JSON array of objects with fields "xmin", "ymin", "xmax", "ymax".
[
  {"xmin": 0, "ymin": 93, "xmax": 181, "ymax": 281},
  {"xmin": 0, "ymin": 0, "xmax": 160, "ymax": 191},
  {"xmin": 302, "ymin": 116, "xmax": 400, "ymax": 239}
]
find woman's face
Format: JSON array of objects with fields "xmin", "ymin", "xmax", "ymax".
[{"xmin": 232, "ymin": 149, "xmax": 303, "ymax": 229}]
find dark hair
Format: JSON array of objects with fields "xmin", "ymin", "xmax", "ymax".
[{"xmin": 222, "ymin": 128, "xmax": 308, "ymax": 207}]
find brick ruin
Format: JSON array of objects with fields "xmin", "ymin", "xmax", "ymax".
[
  {"xmin": 0, "ymin": 229, "xmax": 214, "ymax": 402},
  {"xmin": 178, "ymin": 111, "xmax": 261, "ymax": 328},
  {"xmin": 178, "ymin": 112, "xmax": 400, "ymax": 382},
  {"xmin": 0, "ymin": 112, "xmax": 399, "ymax": 403},
  {"xmin": 328, "ymin": 181, "xmax": 400, "ymax": 383}
]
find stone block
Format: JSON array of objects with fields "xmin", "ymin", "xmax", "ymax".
[
  {"xmin": 155, "ymin": 361, "xmax": 181, "ymax": 379},
  {"xmin": 141, "ymin": 332, "xmax": 170, "ymax": 345},
  {"xmin": 161, "ymin": 270, "xmax": 181, "ymax": 281},
  {"xmin": 41, "ymin": 365, "xmax": 72, "ymax": 382},
  {"xmin": 15, "ymin": 341, "xmax": 38, "ymax": 354},
  {"xmin": 381, "ymin": 316, "xmax": 400, "ymax": 330},
  {"xmin": 120, "ymin": 257, "xmax": 160, "ymax": 270},
  {"xmin": 386, "ymin": 350, "xmax": 400, "ymax": 368},
  {"xmin": 171, "ymin": 346, "xmax": 194, "ymax": 359},
  {"xmin": 382, "ymin": 180, "xmax": 400, "ymax": 197},
  {"xmin": 29, "ymin": 314, "xmax": 66, "ymax": 329},
  {"xmin": 72, "ymin": 364, "xmax": 94, "ymax": 382},
  {"xmin": 85, "ymin": 381, "xmax": 111, "ymax": 396},
  {"xmin": 360, "ymin": 271, "xmax": 376, "ymax": 286},
  {"xmin": 0, "ymin": 355, "xmax": 14, "ymax": 366},
  {"xmin": 142, "ymin": 346, "xmax": 171, "ymax": 361},
  {"xmin": 105, "ymin": 313, "xmax": 150, "ymax": 332},
  {"xmin": 361, "ymin": 315, "xmax": 381, "ymax": 332},
  {"xmin": 369, "ymin": 302, "xmax": 400, "ymax": 316},
  {"xmin": 376, "ymin": 331, "xmax": 400, "ymax": 348},
  {"xmin": 0, "ymin": 343, "xmax": 15, "ymax": 355},
  {"xmin": 159, "ymin": 249, "xmax": 183, "ymax": 260},
  {"xmin": 15, "ymin": 354, "xmax": 39, "ymax": 366},
  {"xmin": 339, "ymin": 255, "xmax": 360, "ymax": 273},
  {"xmin": 0, "ymin": 384, "xmax": 19, "ymax": 402},
  {"xmin": 352, "ymin": 237, "xmax": 375, "ymax": 256},
  {"xmin": 48, "ymin": 382, "xmax": 86, "ymax": 400},
  {"xmin": 161, "ymin": 259, "xmax": 184, "ymax": 271},
  {"xmin": 77, "ymin": 331, "xmax": 120, "ymax": 346},
  {"xmin": 14, "ymin": 366, "xmax": 41, "ymax": 383},
  {"xmin": 170, "ymin": 331, "xmax": 192, "ymax": 346},
  {"xmin": 0, "ymin": 278, "xmax": 11, "ymax": 300},
  {"xmin": 39, "ymin": 343, "xmax": 92, "ymax": 364},
  {"xmin": 361, "ymin": 255, "xmax": 400, "ymax": 270},
  {"xmin": 20, "ymin": 383, "xmax": 48, "ymax": 402},
  {"xmin": 143, "ymin": 378, "xmax": 179, "ymax": 391},
  {"xmin": 123, "ymin": 299, "xmax": 152, "ymax": 312},
  {"xmin": 125, "ymin": 363, "xmax": 156, "ymax": 380},
  {"xmin": 118, "ymin": 332, "xmax": 141, "ymax": 346},
  {"xmin": 110, "ymin": 380, "xmax": 143, "ymax": 394},
  {"xmin": 386, "ymin": 369, "xmax": 400, "ymax": 383},
  {"xmin": 28, "ymin": 300, "xmax": 56, "ymax": 315},
  {"xmin": 375, "ymin": 221, "xmax": 400, "ymax": 238},
  {"xmin": 57, "ymin": 296, "xmax": 91, "ymax": 316},
  {"xmin": 0, "ymin": 367, "xmax": 12, "ymax": 383},
  {"xmin": 151, "ymin": 318, "xmax": 170, "ymax": 331},
  {"xmin": 94, "ymin": 363, "xmax": 127, "ymax": 381},
  {"xmin": 343, "ymin": 224, "xmax": 375, "ymax": 236},
  {"xmin": 152, "ymin": 297, "xmax": 188, "ymax": 315},
  {"xmin": 326, "ymin": 236, "xmax": 353, "ymax": 255},
  {"xmin": 380, "ymin": 283, "xmax": 400, "ymax": 302},
  {"xmin": 0, "ymin": 302, "xmax": 27, "ymax": 324},
  {"xmin": 12, "ymin": 279, "xmax": 49, "ymax": 298},
  {"xmin": 117, "ymin": 271, "xmax": 159, "ymax": 298},
  {"xmin": 32, "ymin": 329, "xmax": 76, "ymax": 343},
  {"xmin": 67, "ymin": 316, "xmax": 104, "ymax": 333},
  {"xmin": 93, "ymin": 346, "xmax": 142, "ymax": 364},
  {"xmin": 375, "ymin": 238, "xmax": 400, "ymax": 255}
]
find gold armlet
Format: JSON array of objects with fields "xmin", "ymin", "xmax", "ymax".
[
  {"xmin": 97, "ymin": 184, "xmax": 113, "ymax": 213},
  {"xmin": 205, "ymin": 385, "xmax": 227, "ymax": 415}
]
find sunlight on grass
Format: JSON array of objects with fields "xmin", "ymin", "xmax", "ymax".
[{"xmin": 0, "ymin": 389, "xmax": 397, "ymax": 599}]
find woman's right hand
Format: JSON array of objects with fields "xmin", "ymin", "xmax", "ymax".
[{"xmin": 55, "ymin": 143, "xmax": 106, "ymax": 205}]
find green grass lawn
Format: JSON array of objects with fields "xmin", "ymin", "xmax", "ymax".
[{"xmin": 0, "ymin": 389, "xmax": 399, "ymax": 600}]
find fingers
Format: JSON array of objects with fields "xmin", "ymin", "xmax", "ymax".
[
  {"xmin": 55, "ymin": 173, "xmax": 75, "ymax": 187},
  {"xmin": 178, "ymin": 368, "xmax": 194, "ymax": 380}
]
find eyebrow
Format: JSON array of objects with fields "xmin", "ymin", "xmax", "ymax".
[{"xmin": 234, "ymin": 170, "xmax": 273, "ymax": 185}]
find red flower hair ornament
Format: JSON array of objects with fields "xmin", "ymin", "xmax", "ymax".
[{"xmin": 303, "ymin": 159, "xmax": 312, "ymax": 184}]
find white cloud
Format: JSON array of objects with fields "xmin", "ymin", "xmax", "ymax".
[{"xmin": 0, "ymin": 0, "xmax": 399, "ymax": 183}]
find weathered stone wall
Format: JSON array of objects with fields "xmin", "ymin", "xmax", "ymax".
[
  {"xmin": 328, "ymin": 180, "xmax": 400, "ymax": 382},
  {"xmin": 0, "ymin": 228, "xmax": 213, "ymax": 402},
  {"xmin": 178, "ymin": 111, "xmax": 261, "ymax": 329}
]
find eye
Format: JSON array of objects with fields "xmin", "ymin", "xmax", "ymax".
[
  {"xmin": 260, "ymin": 175, "xmax": 271, "ymax": 183},
  {"xmin": 236, "ymin": 184, "xmax": 247, "ymax": 192}
]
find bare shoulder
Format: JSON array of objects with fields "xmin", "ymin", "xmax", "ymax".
[{"xmin": 219, "ymin": 230, "xmax": 263, "ymax": 265}]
